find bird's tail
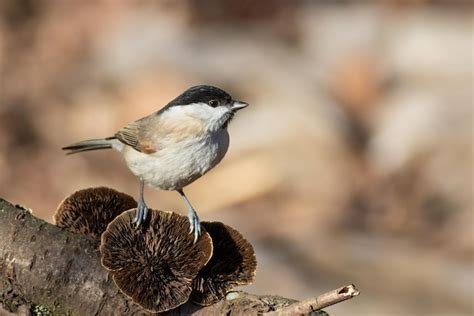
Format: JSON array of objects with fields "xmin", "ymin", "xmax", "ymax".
[{"xmin": 62, "ymin": 137, "xmax": 116, "ymax": 155}]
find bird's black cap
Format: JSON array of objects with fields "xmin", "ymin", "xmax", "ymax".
[{"xmin": 161, "ymin": 85, "xmax": 232, "ymax": 112}]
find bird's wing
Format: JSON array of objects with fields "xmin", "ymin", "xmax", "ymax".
[{"xmin": 114, "ymin": 117, "xmax": 158, "ymax": 154}]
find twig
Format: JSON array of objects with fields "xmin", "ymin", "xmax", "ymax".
[{"xmin": 264, "ymin": 284, "xmax": 360, "ymax": 315}]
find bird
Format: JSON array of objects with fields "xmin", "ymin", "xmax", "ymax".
[{"xmin": 62, "ymin": 85, "xmax": 248, "ymax": 242}]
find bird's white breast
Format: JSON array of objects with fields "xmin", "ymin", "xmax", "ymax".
[{"xmin": 121, "ymin": 128, "xmax": 229, "ymax": 190}]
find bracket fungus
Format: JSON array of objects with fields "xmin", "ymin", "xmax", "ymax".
[
  {"xmin": 100, "ymin": 209, "xmax": 213, "ymax": 313},
  {"xmin": 190, "ymin": 221, "xmax": 257, "ymax": 306},
  {"xmin": 54, "ymin": 187, "xmax": 137, "ymax": 239}
]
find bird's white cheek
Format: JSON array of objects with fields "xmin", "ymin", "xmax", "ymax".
[
  {"xmin": 181, "ymin": 104, "xmax": 230, "ymax": 131},
  {"xmin": 207, "ymin": 108, "xmax": 230, "ymax": 130}
]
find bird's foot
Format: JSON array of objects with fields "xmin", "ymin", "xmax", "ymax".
[
  {"xmin": 188, "ymin": 210, "xmax": 201, "ymax": 243},
  {"xmin": 133, "ymin": 201, "xmax": 149, "ymax": 228}
]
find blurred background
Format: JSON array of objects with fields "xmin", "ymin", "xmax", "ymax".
[{"xmin": 0, "ymin": 1, "xmax": 472, "ymax": 315}]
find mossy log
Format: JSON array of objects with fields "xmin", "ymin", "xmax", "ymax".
[{"xmin": 0, "ymin": 198, "xmax": 354, "ymax": 315}]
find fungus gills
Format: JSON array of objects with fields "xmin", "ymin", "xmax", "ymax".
[
  {"xmin": 54, "ymin": 187, "xmax": 137, "ymax": 239},
  {"xmin": 190, "ymin": 221, "xmax": 257, "ymax": 306},
  {"xmin": 100, "ymin": 209, "xmax": 213, "ymax": 313}
]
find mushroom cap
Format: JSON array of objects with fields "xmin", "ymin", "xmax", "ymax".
[
  {"xmin": 190, "ymin": 221, "xmax": 257, "ymax": 306},
  {"xmin": 100, "ymin": 209, "xmax": 213, "ymax": 313},
  {"xmin": 54, "ymin": 187, "xmax": 137, "ymax": 239}
]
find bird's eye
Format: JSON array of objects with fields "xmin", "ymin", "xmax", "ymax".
[{"xmin": 208, "ymin": 100, "xmax": 218, "ymax": 107}]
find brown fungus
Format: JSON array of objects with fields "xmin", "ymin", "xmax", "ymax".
[
  {"xmin": 190, "ymin": 221, "xmax": 257, "ymax": 306},
  {"xmin": 54, "ymin": 187, "xmax": 137, "ymax": 239},
  {"xmin": 100, "ymin": 209, "xmax": 213, "ymax": 313}
]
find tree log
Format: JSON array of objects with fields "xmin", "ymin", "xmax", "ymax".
[{"xmin": 0, "ymin": 198, "xmax": 357, "ymax": 315}]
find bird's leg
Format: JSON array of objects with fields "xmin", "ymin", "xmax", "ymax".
[
  {"xmin": 134, "ymin": 179, "xmax": 149, "ymax": 228},
  {"xmin": 177, "ymin": 189, "xmax": 201, "ymax": 243}
]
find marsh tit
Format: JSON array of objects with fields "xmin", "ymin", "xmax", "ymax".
[{"xmin": 63, "ymin": 85, "xmax": 248, "ymax": 242}]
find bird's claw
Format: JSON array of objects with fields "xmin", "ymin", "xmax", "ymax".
[
  {"xmin": 133, "ymin": 202, "xmax": 148, "ymax": 228},
  {"xmin": 188, "ymin": 212, "xmax": 201, "ymax": 243}
]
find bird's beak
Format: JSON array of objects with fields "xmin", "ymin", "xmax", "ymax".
[{"xmin": 231, "ymin": 100, "xmax": 249, "ymax": 111}]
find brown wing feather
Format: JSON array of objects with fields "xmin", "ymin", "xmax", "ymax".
[
  {"xmin": 115, "ymin": 123, "xmax": 140, "ymax": 149},
  {"xmin": 114, "ymin": 119, "xmax": 157, "ymax": 154}
]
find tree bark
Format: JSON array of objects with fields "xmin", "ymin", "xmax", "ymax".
[{"xmin": 0, "ymin": 198, "xmax": 355, "ymax": 315}]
